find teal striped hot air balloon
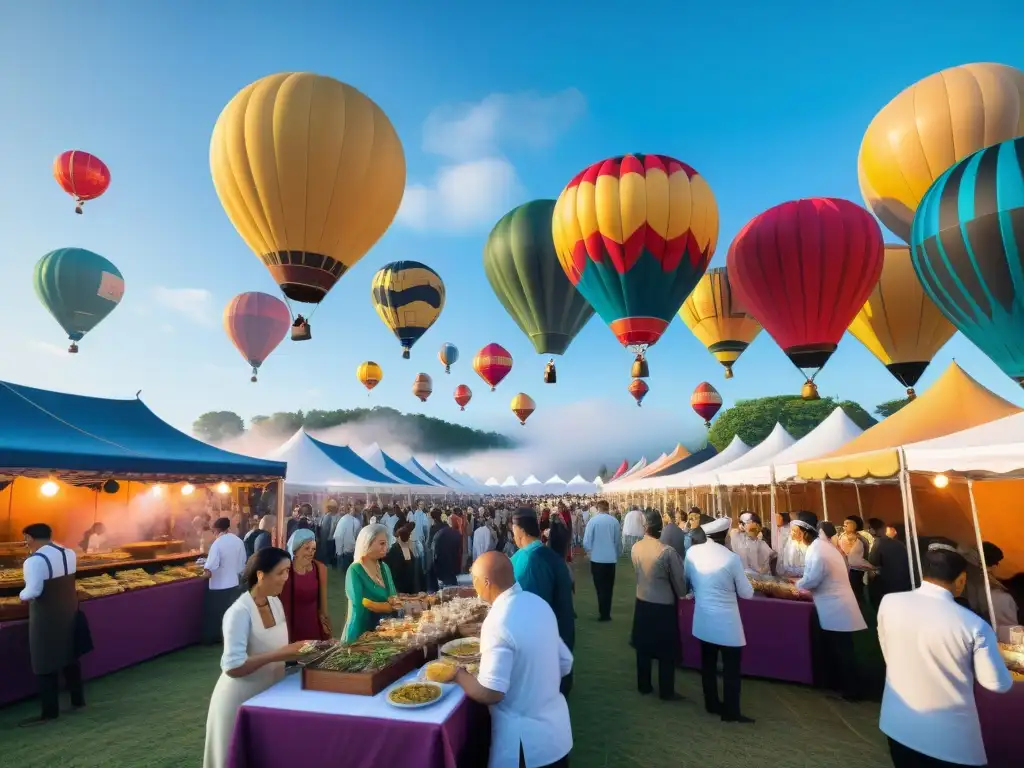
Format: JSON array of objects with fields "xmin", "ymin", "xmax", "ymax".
[
  {"xmin": 33, "ymin": 247, "xmax": 125, "ymax": 353},
  {"xmin": 910, "ymin": 137, "xmax": 1024, "ymax": 384}
]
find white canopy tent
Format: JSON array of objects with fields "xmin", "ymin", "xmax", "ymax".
[
  {"xmin": 447, "ymin": 468, "xmax": 492, "ymax": 495},
  {"xmin": 640, "ymin": 436, "xmax": 751, "ymax": 490},
  {"xmin": 401, "ymin": 456, "xmax": 448, "ymax": 487},
  {"xmin": 593, "ymin": 476, "xmax": 604, "ymax": 487},
  {"xmin": 500, "ymin": 476, "xmax": 519, "ymax": 489},
  {"xmin": 566, "ymin": 474, "xmax": 598, "ymax": 493},
  {"xmin": 484, "ymin": 477, "xmax": 500, "ymax": 487},
  {"xmin": 687, "ymin": 423, "xmax": 796, "ymax": 487},
  {"xmin": 543, "ymin": 474, "xmax": 568, "ymax": 493},
  {"xmin": 268, "ymin": 431, "xmax": 406, "ymax": 492},
  {"xmin": 903, "ymin": 411, "xmax": 1024, "ymax": 478},
  {"xmin": 520, "ymin": 475, "xmax": 543, "ymax": 494}
]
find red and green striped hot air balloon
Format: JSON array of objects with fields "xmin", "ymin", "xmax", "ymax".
[
  {"xmin": 552, "ymin": 153, "xmax": 720, "ymax": 378},
  {"xmin": 691, "ymin": 382, "xmax": 723, "ymax": 428}
]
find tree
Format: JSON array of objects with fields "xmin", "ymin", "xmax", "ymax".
[
  {"xmin": 707, "ymin": 395, "xmax": 877, "ymax": 451},
  {"xmin": 597, "ymin": 464, "xmax": 609, "ymax": 481},
  {"xmin": 875, "ymin": 398, "xmax": 911, "ymax": 418},
  {"xmin": 193, "ymin": 411, "xmax": 245, "ymax": 443}
]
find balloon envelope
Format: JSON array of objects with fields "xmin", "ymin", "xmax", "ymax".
[
  {"xmin": 727, "ymin": 198, "xmax": 884, "ymax": 372},
  {"xmin": 53, "ymin": 151, "xmax": 110, "ymax": 212},
  {"xmin": 484, "ymin": 199, "xmax": 594, "ymax": 355},
  {"xmin": 454, "ymin": 384, "xmax": 472, "ymax": 410},
  {"xmin": 679, "ymin": 267, "xmax": 762, "ymax": 378},
  {"xmin": 34, "ymin": 248, "xmax": 124, "ymax": 345},
  {"xmin": 552, "ymin": 153, "xmax": 718, "ymax": 350},
  {"xmin": 357, "ymin": 361, "xmax": 383, "ymax": 391},
  {"xmin": 439, "ymin": 342, "xmax": 459, "ymax": 373},
  {"xmin": 859, "ymin": 63, "xmax": 1024, "ymax": 243},
  {"xmin": 628, "ymin": 378, "xmax": 649, "ymax": 405},
  {"xmin": 413, "ymin": 373, "xmax": 433, "ymax": 402},
  {"xmin": 371, "ymin": 261, "xmax": 445, "ymax": 358},
  {"xmin": 690, "ymin": 382, "xmax": 722, "ymax": 426},
  {"xmin": 210, "ymin": 73, "xmax": 405, "ymax": 304},
  {"xmin": 510, "ymin": 393, "xmax": 536, "ymax": 425},
  {"xmin": 223, "ymin": 292, "xmax": 291, "ymax": 377},
  {"xmin": 910, "ymin": 136, "xmax": 1024, "ymax": 384},
  {"xmin": 474, "ymin": 343, "xmax": 512, "ymax": 390}
]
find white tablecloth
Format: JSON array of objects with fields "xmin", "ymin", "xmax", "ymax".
[{"xmin": 242, "ymin": 669, "xmax": 466, "ymax": 725}]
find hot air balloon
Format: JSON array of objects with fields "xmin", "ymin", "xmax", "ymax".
[
  {"xmin": 910, "ymin": 136, "xmax": 1024, "ymax": 386},
  {"xmin": 679, "ymin": 267, "xmax": 762, "ymax": 379},
  {"xmin": 848, "ymin": 245, "xmax": 956, "ymax": 398},
  {"xmin": 371, "ymin": 261, "xmax": 445, "ymax": 358},
  {"xmin": 210, "ymin": 73, "xmax": 405, "ymax": 341},
  {"xmin": 859, "ymin": 63, "xmax": 1024, "ymax": 244},
  {"xmin": 628, "ymin": 379, "xmax": 649, "ymax": 407},
  {"xmin": 357, "ymin": 361, "xmax": 383, "ymax": 392},
  {"xmin": 33, "ymin": 248, "xmax": 124, "ymax": 353},
  {"xmin": 483, "ymin": 200, "xmax": 595, "ymax": 381},
  {"xmin": 454, "ymin": 384, "xmax": 472, "ymax": 410},
  {"xmin": 413, "ymin": 373, "xmax": 433, "ymax": 402},
  {"xmin": 439, "ymin": 342, "xmax": 459, "ymax": 373},
  {"xmin": 474, "ymin": 343, "xmax": 512, "ymax": 391},
  {"xmin": 691, "ymin": 382, "xmax": 722, "ymax": 428},
  {"xmin": 510, "ymin": 393, "xmax": 536, "ymax": 426},
  {"xmin": 727, "ymin": 198, "xmax": 884, "ymax": 394},
  {"xmin": 223, "ymin": 292, "xmax": 291, "ymax": 382},
  {"xmin": 552, "ymin": 153, "xmax": 719, "ymax": 378},
  {"xmin": 53, "ymin": 151, "xmax": 111, "ymax": 215}
]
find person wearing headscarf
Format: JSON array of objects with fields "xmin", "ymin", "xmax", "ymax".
[
  {"xmin": 631, "ymin": 509, "xmax": 688, "ymax": 702},
  {"xmin": 342, "ymin": 524, "xmax": 398, "ymax": 643},
  {"xmin": 384, "ymin": 522, "xmax": 418, "ymax": 595},
  {"xmin": 777, "ymin": 510, "xmax": 811, "ymax": 577},
  {"xmin": 280, "ymin": 529, "xmax": 330, "ymax": 642}
]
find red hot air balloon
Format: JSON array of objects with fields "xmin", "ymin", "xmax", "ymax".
[
  {"xmin": 628, "ymin": 379, "xmax": 649, "ymax": 407},
  {"xmin": 726, "ymin": 198, "xmax": 884, "ymax": 390},
  {"xmin": 53, "ymin": 151, "xmax": 111, "ymax": 214},
  {"xmin": 454, "ymin": 384, "xmax": 472, "ymax": 410},
  {"xmin": 691, "ymin": 382, "xmax": 723, "ymax": 427},
  {"xmin": 473, "ymin": 343, "xmax": 513, "ymax": 391},
  {"xmin": 223, "ymin": 292, "xmax": 291, "ymax": 382}
]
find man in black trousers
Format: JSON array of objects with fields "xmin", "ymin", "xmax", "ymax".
[{"xmin": 582, "ymin": 499, "xmax": 621, "ymax": 621}]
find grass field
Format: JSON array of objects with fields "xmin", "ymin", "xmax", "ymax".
[{"xmin": 0, "ymin": 561, "xmax": 892, "ymax": 767}]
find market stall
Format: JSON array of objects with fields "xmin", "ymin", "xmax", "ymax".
[{"xmin": 0, "ymin": 379, "xmax": 286, "ymax": 706}]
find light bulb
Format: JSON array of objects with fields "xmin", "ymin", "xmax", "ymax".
[
  {"xmin": 151, "ymin": 484, "xmax": 164, "ymax": 496},
  {"xmin": 216, "ymin": 482, "xmax": 230, "ymax": 495},
  {"xmin": 932, "ymin": 473, "xmax": 950, "ymax": 489},
  {"xmin": 40, "ymin": 480, "xmax": 59, "ymax": 497},
  {"xmin": 181, "ymin": 484, "xmax": 195, "ymax": 496}
]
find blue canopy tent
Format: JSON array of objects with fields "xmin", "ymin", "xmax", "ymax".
[{"xmin": 304, "ymin": 435, "xmax": 403, "ymax": 486}]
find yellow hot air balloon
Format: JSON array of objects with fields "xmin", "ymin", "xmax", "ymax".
[
  {"xmin": 848, "ymin": 245, "xmax": 956, "ymax": 398},
  {"xmin": 210, "ymin": 73, "xmax": 406, "ymax": 338},
  {"xmin": 679, "ymin": 267, "xmax": 762, "ymax": 379},
  {"xmin": 510, "ymin": 393, "xmax": 536, "ymax": 426},
  {"xmin": 858, "ymin": 62, "xmax": 1024, "ymax": 243},
  {"xmin": 357, "ymin": 361, "xmax": 383, "ymax": 392},
  {"xmin": 371, "ymin": 261, "xmax": 445, "ymax": 358}
]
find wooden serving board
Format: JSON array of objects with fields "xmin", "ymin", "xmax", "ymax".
[{"xmin": 302, "ymin": 647, "xmax": 427, "ymax": 696}]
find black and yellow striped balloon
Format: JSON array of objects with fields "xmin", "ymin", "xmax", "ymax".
[{"xmin": 371, "ymin": 261, "xmax": 446, "ymax": 358}]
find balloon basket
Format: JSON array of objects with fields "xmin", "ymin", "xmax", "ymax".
[
  {"xmin": 402, "ymin": 349, "xmax": 410, "ymax": 360},
  {"xmin": 444, "ymin": 366, "xmax": 451, "ymax": 374},
  {"xmin": 74, "ymin": 205, "xmax": 83, "ymax": 215},
  {"xmin": 291, "ymin": 319, "xmax": 311, "ymax": 341},
  {"xmin": 251, "ymin": 375, "xmax": 258, "ymax": 383},
  {"xmin": 704, "ymin": 420, "xmax": 711, "ymax": 428},
  {"xmin": 460, "ymin": 406, "xmax": 465, "ymax": 411},
  {"xmin": 724, "ymin": 367, "xmax": 734, "ymax": 380},
  {"xmin": 544, "ymin": 361, "xmax": 557, "ymax": 384},
  {"xmin": 631, "ymin": 355, "xmax": 649, "ymax": 379},
  {"xmin": 490, "ymin": 386, "xmax": 496, "ymax": 392},
  {"xmin": 801, "ymin": 381, "xmax": 820, "ymax": 401},
  {"xmin": 906, "ymin": 387, "xmax": 917, "ymax": 400},
  {"xmin": 68, "ymin": 342, "xmax": 79, "ymax": 354}
]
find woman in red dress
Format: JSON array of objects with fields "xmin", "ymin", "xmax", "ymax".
[{"xmin": 280, "ymin": 529, "xmax": 331, "ymax": 641}]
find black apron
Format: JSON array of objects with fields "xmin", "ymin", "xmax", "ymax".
[{"xmin": 28, "ymin": 544, "xmax": 88, "ymax": 675}]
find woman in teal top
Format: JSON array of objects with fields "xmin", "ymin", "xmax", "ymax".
[{"xmin": 342, "ymin": 524, "xmax": 398, "ymax": 643}]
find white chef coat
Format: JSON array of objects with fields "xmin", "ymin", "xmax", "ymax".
[
  {"xmin": 774, "ymin": 523, "xmax": 791, "ymax": 556},
  {"xmin": 583, "ymin": 513, "xmax": 621, "ymax": 563},
  {"xmin": 477, "ymin": 584, "xmax": 573, "ymax": 768},
  {"xmin": 796, "ymin": 539, "xmax": 867, "ymax": 632},
  {"xmin": 621, "ymin": 509, "xmax": 645, "ymax": 538},
  {"xmin": 778, "ymin": 537, "xmax": 807, "ymax": 577},
  {"xmin": 333, "ymin": 514, "xmax": 362, "ymax": 556},
  {"xmin": 878, "ymin": 582, "xmax": 1013, "ymax": 765},
  {"xmin": 684, "ymin": 541, "xmax": 754, "ymax": 647},
  {"xmin": 730, "ymin": 533, "xmax": 774, "ymax": 574},
  {"xmin": 20, "ymin": 543, "xmax": 78, "ymax": 601},
  {"xmin": 204, "ymin": 532, "xmax": 247, "ymax": 591},
  {"xmin": 472, "ymin": 526, "xmax": 494, "ymax": 561},
  {"xmin": 381, "ymin": 513, "xmax": 399, "ymax": 546}
]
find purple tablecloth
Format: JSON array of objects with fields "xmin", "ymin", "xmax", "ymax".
[
  {"xmin": 228, "ymin": 691, "xmax": 489, "ymax": 768},
  {"xmin": 677, "ymin": 595, "xmax": 815, "ymax": 685},
  {"xmin": 0, "ymin": 577, "xmax": 205, "ymax": 706},
  {"xmin": 976, "ymin": 680, "xmax": 1023, "ymax": 768}
]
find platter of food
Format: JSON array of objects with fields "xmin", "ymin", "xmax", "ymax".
[
  {"xmin": 440, "ymin": 637, "xmax": 481, "ymax": 661},
  {"xmin": 301, "ymin": 642, "xmax": 422, "ymax": 696},
  {"xmin": 748, "ymin": 576, "xmax": 812, "ymax": 602},
  {"xmin": 386, "ymin": 681, "xmax": 444, "ymax": 709}
]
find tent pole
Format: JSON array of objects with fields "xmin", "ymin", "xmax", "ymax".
[
  {"xmin": 275, "ymin": 480, "xmax": 286, "ymax": 549},
  {"xmin": 820, "ymin": 481, "xmax": 829, "ymax": 522},
  {"xmin": 897, "ymin": 451, "xmax": 919, "ymax": 587},
  {"xmin": 967, "ymin": 478, "xmax": 998, "ymax": 634},
  {"xmin": 854, "ymin": 482, "xmax": 863, "ymax": 519},
  {"xmin": 901, "ymin": 451, "xmax": 925, "ymax": 581},
  {"xmin": 769, "ymin": 468, "xmax": 778, "ymax": 553}
]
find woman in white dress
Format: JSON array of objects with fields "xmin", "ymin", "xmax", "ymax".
[{"xmin": 203, "ymin": 547, "xmax": 310, "ymax": 768}]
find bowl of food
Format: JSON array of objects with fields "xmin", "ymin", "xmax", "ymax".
[
  {"xmin": 422, "ymin": 660, "xmax": 458, "ymax": 683},
  {"xmin": 440, "ymin": 637, "xmax": 481, "ymax": 662},
  {"xmin": 387, "ymin": 681, "xmax": 444, "ymax": 708}
]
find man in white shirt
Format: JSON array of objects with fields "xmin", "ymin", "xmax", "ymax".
[
  {"xmin": 729, "ymin": 514, "xmax": 774, "ymax": 575},
  {"xmin": 333, "ymin": 507, "xmax": 363, "ymax": 574},
  {"xmin": 455, "ymin": 552, "xmax": 572, "ymax": 768},
  {"xmin": 793, "ymin": 511, "xmax": 867, "ymax": 701},
  {"xmin": 381, "ymin": 506, "xmax": 399, "ymax": 547},
  {"xmin": 621, "ymin": 506, "xmax": 645, "ymax": 552},
  {"xmin": 685, "ymin": 517, "xmax": 755, "ymax": 723},
  {"xmin": 411, "ymin": 502, "xmax": 431, "ymax": 588},
  {"xmin": 583, "ymin": 499, "xmax": 622, "ymax": 621},
  {"xmin": 473, "ymin": 517, "xmax": 495, "ymax": 562},
  {"xmin": 202, "ymin": 517, "xmax": 248, "ymax": 644},
  {"xmin": 19, "ymin": 523, "xmax": 85, "ymax": 726},
  {"xmin": 878, "ymin": 537, "xmax": 1013, "ymax": 767}
]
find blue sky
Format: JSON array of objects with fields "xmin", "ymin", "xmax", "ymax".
[{"xmin": 2, "ymin": 1, "xmax": 1023, "ymax": 456}]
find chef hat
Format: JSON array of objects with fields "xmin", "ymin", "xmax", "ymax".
[
  {"xmin": 792, "ymin": 510, "xmax": 819, "ymax": 533},
  {"xmin": 701, "ymin": 517, "xmax": 731, "ymax": 535}
]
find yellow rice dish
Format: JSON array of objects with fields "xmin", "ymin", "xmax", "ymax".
[{"xmin": 388, "ymin": 683, "xmax": 441, "ymax": 706}]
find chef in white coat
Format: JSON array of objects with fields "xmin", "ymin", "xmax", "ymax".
[
  {"xmin": 729, "ymin": 514, "xmax": 774, "ymax": 575},
  {"xmin": 793, "ymin": 511, "xmax": 867, "ymax": 701},
  {"xmin": 684, "ymin": 517, "xmax": 756, "ymax": 723}
]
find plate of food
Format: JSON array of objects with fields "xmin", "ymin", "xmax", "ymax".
[
  {"xmin": 440, "ymin": 637, "xmax": 481, "ymax": 661},
  {"xmin": 387, "ymin": 681, "xmax": 445, "ymax": 708}
]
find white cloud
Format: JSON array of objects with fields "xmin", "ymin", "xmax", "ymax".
[
  {"xmin": 152, "ymin": 287, "xmax": 216, "ymax": 327},
  {"xmin": 399, "ymin": 89, "xmax": 585, "ymax": 233}
]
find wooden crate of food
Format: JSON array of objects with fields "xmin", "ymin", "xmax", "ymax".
[{"xmin": 301, "ymin": 648, "xmax": 423, "ymax": 696}]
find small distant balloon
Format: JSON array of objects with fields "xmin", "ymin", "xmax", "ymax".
[
  {"xmin": 53, "ymin": 151, "xmax": 110, "ymax": 214},
  {"xmin": 691, "ymin": 382, "xmax": 722, "ymax": 428},
  {"xmin": 439, "ymin": 342, "xmax": 459, "ymax": 373},
  {"xmin": 628, "ymin": 379, "xmax": 649, "ymax": 407},
  {"xmin": 510, "ymin": 393, "xmax": 536, "ymax": 426},
  {"xmin": 413, "ymin": 373, "xmax": 433, "ymax": 402},
  {"xmin": 357, "ymin": 361, "xmax": 383, "ymax": 392},
  {"xmin": 454, "ymin": 384, "xmax": 472, "ymax": 411}
]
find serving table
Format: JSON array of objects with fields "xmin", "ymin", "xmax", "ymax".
[
  {"xmin": 0, "ymin": 576, "xmax": 205, "ymax": 706},
  {"xmin": 227, "ymin": 670, "xmax": 489, "ymax": 768}
]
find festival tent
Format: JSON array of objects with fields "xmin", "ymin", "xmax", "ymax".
[
  {"xmin": 447, "ymin": 469, "xmax": 492, "ymax": 495},
  {"xmin": 543, "ymin": 474, "xmax": 568, "ymax": 493},
  {"xmin": 360, "ymin": 443, "xmax": 441, "ymax": 491},
  {"xmin": 903, "ymin": 411, "xmax": 1024, "ymax": 478},
  {"xmin": 644, "ymin": 436, "xmax": 752, "ymax": 490},
  {"xmin": 305, "ymin": 434, "xmax": 415, "ymax": 491},
  {"xmin": 485, "ymin": 477, "xmax": 500, "ymax": 487},
  {"xmin": 717, "ymin": 408, "xmax": 864, "ymax": 487},
  {"xmin": 609, "ymin": 460, "xmax": 629, "ymax": 480},
  {"xmin": 567, "ymin": 474, "xmax": 598, "ymax": 493},
  {"xmin": 593, "ymin": 476, "xmax": 604, "ymax": 487},
  {"xmin": 500, "ymin": 476, "xmax": 519, "ymax": 489},
  {"xmin": 686, "ymin": 424, "xmax": 797, "ymax": 487},
  {"xmin": 402, "ymin": 457, "xmax": 447, "ymax": 486},
  {"xmin": 428, "ymin": 462, "xmax": 468, "ymax": 491},
  {"xmin": 268, "ymin": 431, "xmax": 399, "ymax": 491},
  {"xmin": 520, "ymin": 475, "xmax": 543, "ymax": 494},
  {"xmin": 620, "ymin": 456, "xmax": 648, "ymax": 479},
  {"xmin": 626, "ymin": 445, "xmax": 691, "ymax": 482},
  {"xmin": 610, "ymin": 445, "xmax": 718, "ymax": 491}
]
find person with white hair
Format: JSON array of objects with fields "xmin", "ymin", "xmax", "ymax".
[{"xmin": 341, "ymin": 524, "xmax": 398, "ymax": 643}]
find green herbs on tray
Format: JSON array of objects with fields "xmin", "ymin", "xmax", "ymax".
[{"xmin": 313, "ymin": 645, "xmax": 403, "ymax": 673}]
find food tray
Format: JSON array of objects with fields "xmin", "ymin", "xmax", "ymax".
[
  {"xmin": 440, "ymin": 636, "xmax": 481, "ymax": 661},
  {"xmin": 302, "ymin": 647, "xmax": 424, "ymax": 696}
]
